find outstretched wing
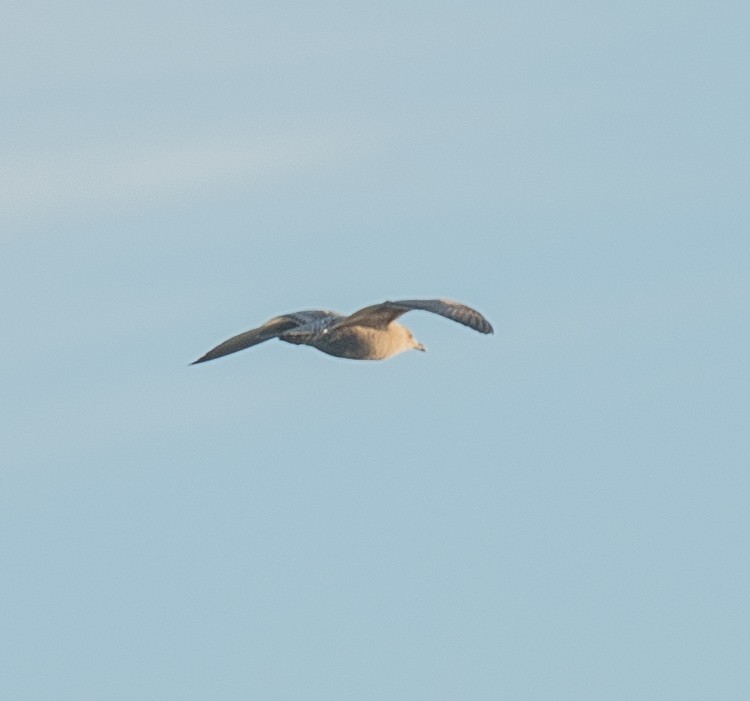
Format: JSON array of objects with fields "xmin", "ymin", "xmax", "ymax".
[
  {"xmin": 335, "ymin": 299, "xmax": 494, "ymax": 334},
  {"xmin": 191, "ymin": 316, "xmax": 299, "ymax": 364},
  {"xmin": 191, "ymin": 310, "xmax": 341, "ymax": 364}
]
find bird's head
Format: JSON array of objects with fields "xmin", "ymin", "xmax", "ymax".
[{"xmin": 407, "ymin": 329, "xmax": 426, "ymax": 353}]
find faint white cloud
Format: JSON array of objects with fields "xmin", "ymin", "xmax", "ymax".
[{"xmin": 0, "ymin": 126, "xmax": 365, "ymax": 221}]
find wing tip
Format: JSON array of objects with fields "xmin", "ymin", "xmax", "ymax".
[{"xmin": 477, "ymin": 314, "xmax": 494, "ymax": 334}]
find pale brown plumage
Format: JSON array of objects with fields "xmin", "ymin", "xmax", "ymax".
[{"xmin": 191, "ymin": 298, "xmax": 493, "ymax": 364}]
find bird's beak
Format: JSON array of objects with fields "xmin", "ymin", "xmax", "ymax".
[{"xmin": 415, "ymin": 342, "xmax": 427, "ymax": 352}]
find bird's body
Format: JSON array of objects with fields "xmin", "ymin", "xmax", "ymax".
[
  {"xmin": 284, "ymin": 319, "xmax": 417, "ymax": 360},
  {"xmin": 191, "ymin": 298, "xmax": 492, "ymax": 364}
]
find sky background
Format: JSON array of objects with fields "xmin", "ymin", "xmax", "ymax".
[{"xmin": 2, "ymin": 1, "xmax": 748, "ymax": 699}]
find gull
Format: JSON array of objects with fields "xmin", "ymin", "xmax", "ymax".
[{"xmin": 191, "ymin": 298, "xmax": 493, "ymax": 364}]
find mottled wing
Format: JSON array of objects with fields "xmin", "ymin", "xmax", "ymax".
[
  {"xmin": 391, "ymin": 299, "xmax": 494, "ymax": 333},
  {"xmin": 282, "ymin": 310, "xmax": 344, "ymax": 327},
  {"xmin": 191, "ymin": 310, "xmax": 342, "ymax": 364},
  {"xmin": 336, "ymin": 299, "xmax": 494, "ymax": 334},
  {"xmin": 278, "ymin": 310, "xmax": 345, "ymax": 345}
]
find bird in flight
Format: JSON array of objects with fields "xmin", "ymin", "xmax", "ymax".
[{"xmin": 191, "ymin": 298, "xmax": 493, "ymax": 364}]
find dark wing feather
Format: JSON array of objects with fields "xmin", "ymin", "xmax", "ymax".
[
  {"xmin": 191, "ymin": 315, "xmax": 301, "ymax": 364},
  {"xmin": 336, "ymin": 299, "xmax": 493, "ymax": 334}
]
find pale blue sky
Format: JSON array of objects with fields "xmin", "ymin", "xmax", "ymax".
[{"xmin": 2, "ymin": 2, "xmax": 748, "ymax": 699}]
